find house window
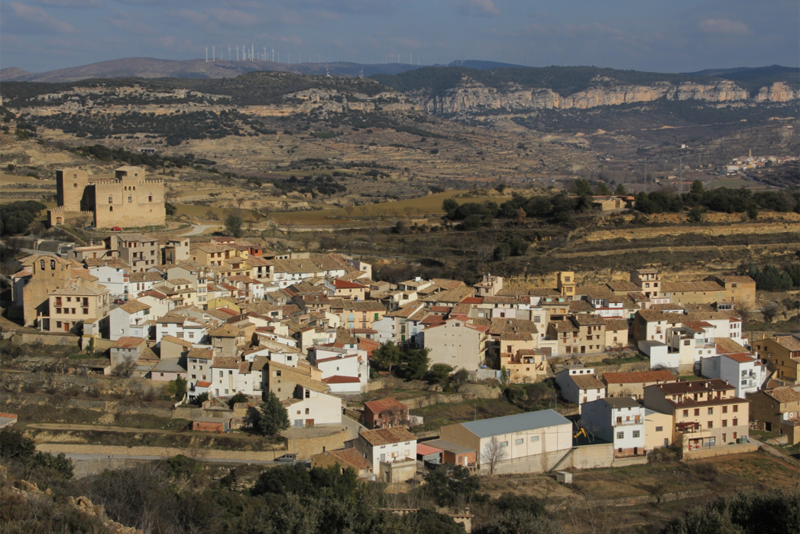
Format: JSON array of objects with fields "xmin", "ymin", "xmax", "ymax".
[
  {"xmin": 707, "ymin": 421, "xmax": 713, "ymax": 429},
  {"xmin": 499, "ymin": 441, "xmax": 508, "ymax": 447},
  {"xmin": 632, "ymin": 431, "xmax": 640, "ymax": 438},
  {"xmin": 616, "ymin": 431, "xmax": 624, "ymax": 439},
  {"xmin": 707, "ymin": 408, "xmax": 713, "ymax": 415},
  {"xmin": 128, "ymin": 196, "xmax": 132, "ymax": 203},
  {"xmin": 109, "ymin": 196, "xmax": 113, "ymax": 203},
  {"xmin": 722, "ymin": 406, "xmax": 728, "ymax": 414},
  {"xmin": 530, "ymin": 436, "xmax": 539, "ymax": 442},
  {"xmin": 733, "ymin": 405, "xmax": 738, "ymax": 413},
  {"xmin": 683, "ymin": 410, "xmax": 689, "ymax": 417},
  {"xmin": 515, "ymin": 438, "xmax": 524, "ymax": 445},
  {"xmin": 722, "ymin": 420, "xmax": 728, "ymax": 427},
  {"xmin": 694, "ymin": 409, "xmax": 700, "ymax": 416},
  {"xmin": 655, "ymin": 426, "xmax": 663, "ymax": 432},
  {"xmin": 733, "ymin": 418, "xmax": 738, "ymax": 426}
]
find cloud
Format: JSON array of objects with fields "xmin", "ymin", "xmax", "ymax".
[
  {"xmin": 108, "ymin": 12, "xmax": 157, "ymax": 35},
  {"xmin": 6, "ymin": 2, "xmax": 76, "ymax": 32},
  {"xmin": 37, "ymin": 0, "xmax": 103, "ymax": 7},
  {"xmin": 206, "ymin": 8, "xmax": 261, "ymax": 27},
  {"xmin": 452, "ymin": 0, "xmax": 500, "ymax": 18},
  {"xmin": 168, "ymin": 8, "xmax": 209, "ymax": 25},
  {"xmin": 698, "ymin": 18, "xmax": 750, "ymax": 35}
]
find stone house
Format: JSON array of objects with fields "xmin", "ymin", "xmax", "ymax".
[
  {"xmin": 555, "ymin": 368, "xmax": 606, "ymax": 406},
  {"xmin": 363, "ymin": 398, "xmax": 409, "ymax": 429},
  {"xmin": 352, "ymin": 428, "xmax": 417, "ymax": 483},
  {"xmin": 747, "ymin": 386, "xmax": 800, "ymax": 445},
  {"xmin": 602, "ymin": 370, "xmax": 676, "ymax": 400},
  {"xmin": 753, "ymin": 334, "xmax": 800, "ymax": 383}
]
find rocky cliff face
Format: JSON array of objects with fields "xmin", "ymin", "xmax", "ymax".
[{"xmin": 411, "ymin": 79, "xmax": 798, "ymax": 115}]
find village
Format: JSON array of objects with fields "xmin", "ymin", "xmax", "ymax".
[{"xmin": 3, "ymin": 167, "xmax": 799, "ymax": 492}]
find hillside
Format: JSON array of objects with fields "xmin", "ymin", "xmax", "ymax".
[{"xmin": 0, "ymin": 57, "xmax": 421, "ymax": 83}]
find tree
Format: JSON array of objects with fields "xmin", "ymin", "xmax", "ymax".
[
  {"xmin": 228, "ymin": 392, "xmax": 248, "ymax": 408},
  {"xmin": 482, "ymin": 436, "xmax": 506, "ymax": 475},
  {"xmin": 165, "ymin": 202, "xmax": 177, "ymax": 216},
  {"xmin": 399, "ymin": 348, "xmax": 430, "ymax": 380},
  {"xmin": 372, "ymin": 341, "xmax": 402, "ymax": 376},
  {"xmin": 495, "ymin": 182, "xmax": 507, "ymax": 194},
  {"xmin": 595, "ymin": 182, "xmax": 611, "ymax": 195},
  {"xmin": 615, "ymin": 183, "xmax": 627, "ymax": 195},
  {"xmin": 574, "ymin": 178, "xmax": 593, "ymax": 197},
  {"xmin": 257, "ymin": 391, "xmax": 290, "ymax": 437},
  {"xmin": 165, "ymin": 377, "xmax": 187, "ymax": 400},
  {"xmin": 690, "ymin": 179, "xmax": 705, "ymax": 196},
  {"xmin": 426, "ymin": 363, "xmax": 454, "ymax": 384},
  {"xmin": 224, "ymin": 214, "xmax": 244, "ymax": 238}
]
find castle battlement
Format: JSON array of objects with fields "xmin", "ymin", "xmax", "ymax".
[{"xmin": 51, "ymin": 166, "xmax": 165, "ymax": 230}]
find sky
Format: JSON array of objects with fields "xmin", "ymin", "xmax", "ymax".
[{"xmin": 1, "ymin": 0, "xmax": 798, "ymax": 74}]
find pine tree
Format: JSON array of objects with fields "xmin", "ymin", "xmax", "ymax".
[{"xmin": 258, "ymin": 391, "xmax": 289, "ymax": 437}]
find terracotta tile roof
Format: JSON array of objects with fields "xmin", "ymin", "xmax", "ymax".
[
  {"xmin": 602, "ymin": 370, "xmax": 675, "ymax": 385},
  {"xmin": 187, "ymin": 347, "xmax": 214, "ymax": 361},
  {"xmin": 663, "ymin": 281, "xmax": 724, "ymax": 293},
  {"xmin": 571, "ymin": 375, "xmax": 606, "ymax": 390},
  {"xmin": 323, "ymin": 375, "xmax": 361, "ymax": 384},
  {"xmin": 772, "ymin": 335, "xmax": 800, "ymax": 352},
  {"xmin": 568, "ymin": 300, "xmax": 594, "ymax": 313},
  {"xmin": 212, "ymin": 357, "xmax": 241, "ymax": 369},
  {"xmin": 656, "ymin": 378, "xmax": 734, "ymax": 395},
  {"xmin": 460, "ymin": 297, "xmax": 483, "ymax": 304},
  {"xmin": 113, "ymin": 336, "xmax": 146, "ymax": 349},
  {"xmin": 117, "ymin": 300, "xmax": 150, "ymax": 314},
  {"xmin": 209, "ymin": 324, "xmax": 239, "ymax": 338},
  {"xmin": 359, "ymin": 427, "xmax": 416, "ymax": 446},
  {"xmin": 160, "ymin": 335, "xmax": 194, "ymax": 348},
  {"xmin": 603, "ymin": 319, "xmax": 629, "ymax": 331},
  {"xmin": 129, "ymin": 271, "xmax": 164, "ymax": 283},
  {"xmin": 364, "ymin": 398, "xmax": 407, "ymax": 414},
  {"xmin": 333, "ymin": 279, "xmax": 367, "ymax": 289},
  {"xmin": 715, "ymin": 338, "xmax": 748, "ymax": 355},
  {"xmin": 765, "ymin": 387, "xmax": 800, "ymax": 403},
  {"xmin": 571, "ymin": 314, "xmax": 605, "ymax": 326},
  {"xmin": 325, "ymin": 448, "xmax": 372, "ymax": 472}
]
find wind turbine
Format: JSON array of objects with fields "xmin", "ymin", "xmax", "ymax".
[
  {"xmin": 205, "ymin": 46, "xmax": 208, "ymax": 62},
  {"xmin": 236, "ymin": 45, "xmax": 239, "ymax": 61},
  {"xmin": 212, "ymin": 46, "xmax": 215, "ymax": 61},
  {"xmin": 263, "ymin": 46, "xmax": 267, "ymax": 62},
  {"xmin": 228, "ymin": 46, "xmax": 231, "ymax": 60},
  {"xmin": 272, "ymin": 48, "xmax": 275, "ymax": 61}
]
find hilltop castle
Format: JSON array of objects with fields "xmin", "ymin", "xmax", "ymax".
[{"xmin": 49, "ymin": 166, "xmax": 165, "ymax": 229}]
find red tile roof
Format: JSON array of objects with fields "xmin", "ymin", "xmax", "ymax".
[
  {"xmin": 364, "ymin": 398, "xmax": 407, "ymax": 414},
  {"xmin": 322, "ymin": 375, "xmax": 361, "ymax": 384}
]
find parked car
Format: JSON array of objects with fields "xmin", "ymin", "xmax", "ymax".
[
  {"xmin": 274, "ymin": 453, "xmax": 297, "ymax": 463},
  {"xmin": 113, "ymin": 298, "xmax": 125, "ymax": 305},
  {"xmin": 111, "ymin": 226, "xmax": 122, "ymax": 231}
]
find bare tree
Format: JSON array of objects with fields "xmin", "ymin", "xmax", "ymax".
[
  {"xmin": 344, "ymin": 205, "xmax": 355, "ymax": 218},
  {"xmin": 403, "ymin": 206, "xmax": 414, "ymax": 218},
  {"xmin": 481, "ymin": 436, "xmax": 506, "ymax": 475},
  {"xmin": 358, "ymin": 205, "xmax": 369, "ymax": 217}
]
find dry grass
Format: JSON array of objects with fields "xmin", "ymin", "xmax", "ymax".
[{"xmin": 270, "ymin": 190, "xmax": 504, "ymax": 225}]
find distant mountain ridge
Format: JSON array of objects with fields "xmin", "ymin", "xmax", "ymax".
[{"xmin": 0, "ymin": 57, "xmax": 421, "ymax": 83}]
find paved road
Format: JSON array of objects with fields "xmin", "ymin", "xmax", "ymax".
[
  {"xmin": 181, "ymin": 224, "xmax": 218, "ymax": 236},
  {"xmin": 65, "ymin": 452, "xmax": 280, "ymax": 465}
]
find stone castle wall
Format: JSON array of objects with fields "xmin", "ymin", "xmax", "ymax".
[{"xmin": 50, "ymin": 167, "xmax": 165, "ymax": 229}]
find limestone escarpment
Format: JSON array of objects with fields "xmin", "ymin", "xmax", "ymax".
[{"xmin": 411, "ymin": 79, "xmax": 797, "ymax": 116}]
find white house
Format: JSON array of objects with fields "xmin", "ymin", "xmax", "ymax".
[
  {"xmin": 555, "ymin": 368, "xmax": 606, "ymax": 405},
  {"xmin": 90, "ymin": 265, "xmax": 129, "ymax": 299},
  {"xmin": 352, "ymin": 427, "xmax": 417, "ymax": 482},
  {"xmin": 155, "ymin": 314, "xmax": 207, "ymax": 344},
  {"xmin": 700, "ymin": 352, "xmax": 768, "ymax": 398},
  {"xmin": 581, "ymin": 396, "xmax": 646, "ymax": 458},
  {"xmin": 312, "ymin": 346, "xmax": 368, "ymax": 393},
  {"xmin": 137, "ymin": 289, "xmax": 175, "ymax": 319},
  {"xmin": 108, "ymin": 300, "xmax": 151, "ymax": 341},
  {"xmin": 285, "ymin": 383, "xmax": 342, "ymax": 427}
]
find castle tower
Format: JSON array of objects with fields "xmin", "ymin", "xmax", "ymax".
[{"xmin": 56, "ymin": 168, "xmax": 89, "ymax": 211}]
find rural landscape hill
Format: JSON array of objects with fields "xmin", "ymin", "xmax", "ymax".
[{"xmin": 0, "ymin": 57, "xmax": 423, "ymax": 83}]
